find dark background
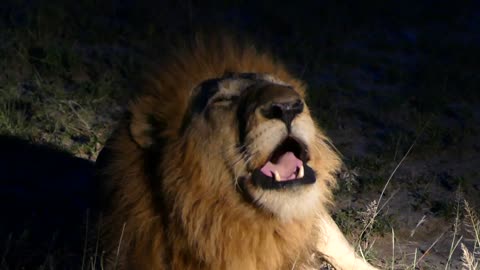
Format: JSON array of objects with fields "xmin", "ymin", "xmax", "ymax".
[{"xmin": 1, "ymin": 0, "xmax": 479, "ymax": 269}]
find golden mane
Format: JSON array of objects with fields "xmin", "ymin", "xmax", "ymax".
[{"xmin": 96, "ymin": 35, "xmax": 378, "ymax": 270}]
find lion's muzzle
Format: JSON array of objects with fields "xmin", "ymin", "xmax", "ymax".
[{"xmin": 238, "ymin": 83, "xmax": 316, "ymax": 190}]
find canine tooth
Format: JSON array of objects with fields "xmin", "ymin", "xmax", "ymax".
[
  {"xmin": 298, "ymin": 165, "xmax": 304, "ymax": 178},
  {"xmin": 273, "ymin": 170, "xmax": 281, "ymax": 181}
]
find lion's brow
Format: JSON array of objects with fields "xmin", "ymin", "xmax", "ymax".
[
  {"xmin": 189, "ymin": 72, "xmax": 269, "ymax": 114},
  {"xmin": 190, "ymin": 78, "xmax": 220, "ymax": 114}
]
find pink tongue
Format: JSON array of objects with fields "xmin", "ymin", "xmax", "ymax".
[{"xmin": 260, "ymin": 152, "xmax": 303, "ymax": 181}]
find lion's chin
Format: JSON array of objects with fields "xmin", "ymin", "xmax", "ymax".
[
  {"xmin": 248, "ymin": 182, "xmax": 321, "ymax": 221},
  {"xmin": 237, "ymin": 173, "xmax": 321, "ymax": 221}
]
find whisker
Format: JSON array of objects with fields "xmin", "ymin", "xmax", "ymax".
[
  {"xmin": 229, "ymin": 146, "xmax": 251, "ymax": 166},
  {"xmin": 233, "ymin": 149, "xmax": 257, "ymax": 189}
]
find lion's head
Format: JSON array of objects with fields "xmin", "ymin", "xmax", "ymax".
[
  {"xmin": 127, "ymin": 44, "xmax": 341, "ymax": 223},
  {"xmin": 96, "ymin": 38, "xmax": 347, "ymax": 269}
]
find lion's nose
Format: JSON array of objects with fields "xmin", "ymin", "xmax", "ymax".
[
  {"xmin": 260, "ymin": 91, "xmax": 304, "ymax": 131},
  {"xmin": 238, "ymin": 83, "xmax": 305, "ymax": 139}
]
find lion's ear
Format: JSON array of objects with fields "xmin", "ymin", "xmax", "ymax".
[{"xmin": 128, "ymin": 96, "xmax": 158, "ymax": 149}]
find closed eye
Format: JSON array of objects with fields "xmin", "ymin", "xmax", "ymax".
[{"xmin": 210, "ymin": 95, "xmax": 239, "ymax": 106}]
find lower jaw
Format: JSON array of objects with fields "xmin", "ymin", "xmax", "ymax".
[
  {"xmin": 236, "ymin": 172, "xmax": 316, "ymax": 207},
  {"xmin": 237, "ymin": 180, "xmax": 321, "ymax": 221},
  {"xmin": 250, "ymin": 165, "xmax": 317, "ymax": 190}
]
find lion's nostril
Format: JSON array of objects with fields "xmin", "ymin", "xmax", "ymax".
[
  {"xmin": 291, "ymin": 100, "xmax": 304, "ymax": 114},
  {"xmin": 270, "ymin": 103, "xmax": 284, "ymax": 119}
]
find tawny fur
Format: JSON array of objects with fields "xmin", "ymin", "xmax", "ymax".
[{"xmin": 96, "ymin": 37, "xmax": 376, "ymax": 270}]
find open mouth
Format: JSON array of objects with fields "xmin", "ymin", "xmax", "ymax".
[{"xmin": 251, "ymin": 137, "xmax": 316, "ymax": 190}]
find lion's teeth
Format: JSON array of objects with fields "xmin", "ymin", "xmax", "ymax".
[
  {"xmin": 298, "ymin": 165, "xmax": 304, "ymax": 178},
  {"xmin": 273, "ymin": 170, "xmax": 281, "ymax": 181}
]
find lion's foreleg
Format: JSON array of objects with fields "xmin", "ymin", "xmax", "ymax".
[{"xmin": 315, "ymin": 212, "xmax": 379, "ymax": 270}]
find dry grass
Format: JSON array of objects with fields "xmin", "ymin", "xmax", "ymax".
[{"xmin": 339, "ymin": 131, "xmax": 480, "ymax": 269}]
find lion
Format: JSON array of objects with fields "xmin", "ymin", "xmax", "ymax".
[{"xmin": 95, "ymin": 37, "xmax": 379, "ymax": 270}]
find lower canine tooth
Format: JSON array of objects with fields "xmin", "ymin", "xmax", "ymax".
[
  {"xmin": 298, "ymin": 165, "xmax": 304, "ymax": 178},
  {"xmin": 273, "ymin": 171, "xmax": 281, "ymax": 181}
]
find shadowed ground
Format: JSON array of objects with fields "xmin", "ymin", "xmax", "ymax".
[{"xmin": 0, "ymin": 135, "xmax": 95, "ymax": 269}]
